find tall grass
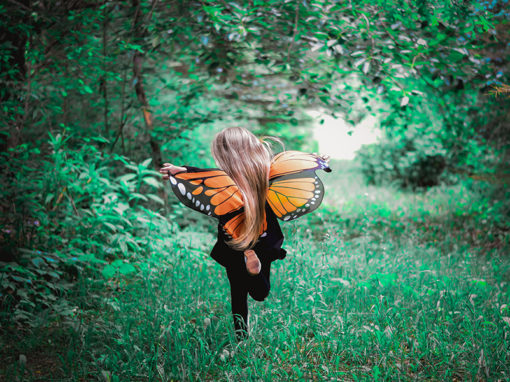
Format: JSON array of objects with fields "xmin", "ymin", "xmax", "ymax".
[{"xmin": 2, "ymin": 161, "xmax": 509, "ymax": 381}]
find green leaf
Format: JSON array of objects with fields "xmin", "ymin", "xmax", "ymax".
[
  {"xmin": 102, "ymin": 264, "xmax": 116, "ymax": 278},
  {"xmin": 147, "ymin": 194, "xmax": 164, "ymax": 205},
  {"xmin": 118, "ymin": 263, "xmax": 136, "ymax": 275},
  {"xmin": 125, "ymin": 164, "xmax": 139, "ymax": 172},
  {"xmin": 129, "ymin": 193, "xmax": 148, "ymax": 201},
  {"xmin": 78, "ymin": 253, "xmax": 105, "ymax": 264},
  {"xmin": 103, "ymin": 222, "xmax": 118, "ymax": 232},
  {"xmin": 140, "ymin": 158, "xmax": 152, "ymax": 168},
  {"xmin": 111, "ymin": 259, "xmax": 124, "ymax": 268},
  {"xmin": 117, "ymin": 173, "xmax": 137, "ymax": 183},
  {"xmin": 31, "ymin": 257, "xmax": 45, "ymax": 268},
  {"xmin": 142, "ymin": 177, "xmax": 161, "ymax": 189},
  {"xmin": 114, "ymin": 203, "xmax": 129, "ymax": 216}
]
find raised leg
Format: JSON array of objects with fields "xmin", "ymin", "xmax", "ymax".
[
  {"xmin": 248, "ymin": 257, "xmax": 272, "ymax": 301},
  {"xmin": 244, "ymin": 249, "xmax": 261, "ymax": 275}
]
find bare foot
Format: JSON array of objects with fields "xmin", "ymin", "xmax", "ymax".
[{"xmin": 244, "ymin": 249, "xmax": 261, "ymax": 276}]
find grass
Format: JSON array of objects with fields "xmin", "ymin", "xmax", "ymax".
[{"xmin": 2, "ymin": 160, "xmax": 509, "ymax": 381}]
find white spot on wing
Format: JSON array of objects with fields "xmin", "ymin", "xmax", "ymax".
[
  {"xmin": 178, "ymin": 183, "xmax": 186, "ymax": 195},
  {"xmin": 187, "ymin": 192, "xmax": 191, "ymax": 200},
  {"xmin": 284, "ymin": 216, "xmax": 290, "ymax": 221},
  {"xmin": 170, "ymin": 176, "xmax": 177, "ymax": 185}
]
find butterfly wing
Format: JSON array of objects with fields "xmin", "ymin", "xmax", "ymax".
[
  {"xmin": 268, "ymin": 151, "xmax": 331, "ymax": 221},
  {"xmin": 169, "ymin": 168, "xmax": 263, "ymax": 240},
  {"xmin": 169, "ymin": 169, "xmax": 244, "ymax": 218},
  {"xmin": 222, "ymin": 209, "xmax": 268, "ymax": 240},
  {"xmin": 269, "ymin": 150, "xmax": 330, "ymax": 179}
]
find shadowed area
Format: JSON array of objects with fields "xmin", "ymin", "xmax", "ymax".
[{"xmin": 1, "ymin": 0, "xmax": 509, "ymax": 380}]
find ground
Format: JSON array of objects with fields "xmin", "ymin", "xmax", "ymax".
[{"xmin": 2, "ymin": 161, "xmax": 509, "ymax": 381}]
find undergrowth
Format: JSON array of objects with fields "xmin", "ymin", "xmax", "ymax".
[{"xmin": 1, "ymin": 160, "xmax": 509, "ymax": 381}]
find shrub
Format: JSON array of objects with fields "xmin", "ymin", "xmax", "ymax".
[
  {"xmin": 0, "ymin": 134, "xmax": 176, "ymax": 325},
  {"xmin": 356, "ymin": 134, "xmax": 446, "ymax": 189}
]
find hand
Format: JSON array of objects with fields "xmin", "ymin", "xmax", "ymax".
[
  {"xmin": 159, "ymin": 163, "xmax": 186, "ymax": 180},
  {"xmin": 318, "ymin": 154, "xmax": 330, "ymax": 164}
]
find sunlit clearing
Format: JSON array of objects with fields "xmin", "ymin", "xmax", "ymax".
[{"xmin": 309, "ymin": 110, "xmax": 381, "ymax": 160}]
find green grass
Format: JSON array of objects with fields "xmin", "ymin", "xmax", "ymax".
[{"xmin": 2, "ymin": 161, "xmax": 510, "ymax": 381}]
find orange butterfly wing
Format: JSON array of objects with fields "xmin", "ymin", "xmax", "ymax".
[
  {"xmin": 270, "ymin": 150, "xmax": 329, "ymax": 179},
  {"xmin": 268, "ymin": 151, "xmax": 331, "ymax": 221},
  {"xmin": 169, "ymin": 169, "xmax": 243, "ymax": 218},
  {"xmin": 170, "ymin": 169, "xmax": 262, "ymax": 240},
  {"xmin": 169, "ymin": 151, "xmax": 331, "ymax": 238},
  {"xmin": 223, "ymin": 210, "xmax": 268, "ymax": 240}
]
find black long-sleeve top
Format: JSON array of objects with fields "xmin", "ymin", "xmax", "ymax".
[{"xmin": 183, "ymin": 165, "xmax": 287, "ymax": 267}]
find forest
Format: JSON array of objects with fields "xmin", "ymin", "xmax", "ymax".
[{"xmin": 1, "ymin": 0, "xmax": 509, "ymax": 380}]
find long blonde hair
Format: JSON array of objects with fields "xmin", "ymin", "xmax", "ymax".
[{"xmin": 211, "ymin": 126, "xmax": 276, "ymax": 250}]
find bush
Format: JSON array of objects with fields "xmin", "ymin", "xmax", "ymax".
[
  {"xmin": 0, "ymin": 134, "xmax": 177, "ymax": 325},
  {"xmin": 356, "ymin": 136, "xmax": 446, "ymax": 189}
]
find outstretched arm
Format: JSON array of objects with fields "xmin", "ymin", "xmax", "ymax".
[
  {"xmin": 159, "ymin": 163, "xmax": 187, "ymax": 180},
  {"xmin": 318, "ymin": 154, "xmax": 331, "ymax": 168}
]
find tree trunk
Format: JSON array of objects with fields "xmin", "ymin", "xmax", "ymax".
[
  {"xmin": 101, "ymin": 0, "xmax": 109, "ymax": 141},
  {"xmin": 0, "ymin": 0, "xmax": 30, "ymax": 149},
  {"xmin": 131, "ymin": 0, "xmax": 167, "ymax": 212},
  {"xmin": 132, "ymin": 0, "xmax": 163, "ymax": 169}
]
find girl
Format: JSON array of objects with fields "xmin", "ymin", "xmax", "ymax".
[{"xmin": 160, "ymin": 127, "xmax": 331, "ymax": 338}]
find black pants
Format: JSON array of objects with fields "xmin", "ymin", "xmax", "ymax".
[{"xmin": 225, "ymin": 253, "xmax": 272, "ymax": 339}]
